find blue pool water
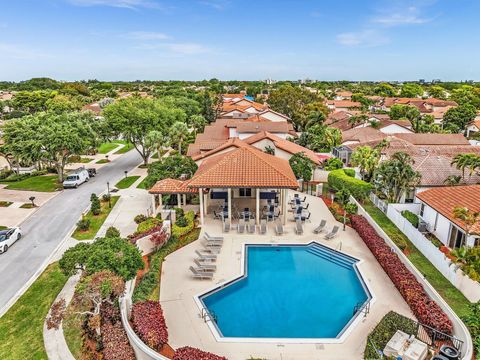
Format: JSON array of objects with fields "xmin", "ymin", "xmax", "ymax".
[{"xmin": 200, "ymin": 244, "xmax": 369, "ymax": 339}]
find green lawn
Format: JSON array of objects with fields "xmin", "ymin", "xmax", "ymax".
[
  {"xmin": 136, "ymin": 177, "xmax": 149, "ymax": 189},
  {"xmin": 0, "ymin": 201, "xmax": 13, "ymax": 207},
  {"xmin": 78, "ymin": 157, "xmax": 94, "ymax": 163},
  {"xmin": 72, "ymin": 196, "xmax": 120, "ymax": 240},
  {"xmin": 0, "ymin": 226, "xmax": 8, "ymax": 230},
  {"xmin": 2, "ymin": 175, "xmax": 60, "ymax": 192},
  {"xmin": 20, "ymin": 203, "xmax": 36, "ymax": 209},
  {"xmin": 0, "ymin": 263, "xmax": 68, "ymax": 360},
  {"xmin": 62, "ymin": 300, "xmax": 83, "ymax": 359},
  {"xmin": 96, "ymin": 159, "xmax": 110, "ymax": 164},
  {"xmin": 362, "ymin": 200, "xmax": 472, "ymax": 318},
  {"xmin": 97, "ymin": 142, "xmax": 120, "ymax": 154},
  {"xmin": 113, "ymin": 140, "xmax": 134, "ymax": 154},
  {"xmin": 115, "ymin": 176, "xmax": 140, "ymax": 189}
]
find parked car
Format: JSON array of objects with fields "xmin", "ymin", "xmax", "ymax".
[
  {"xmin": 63, "ymin": 167, "xmax": 89, "ymax": 189},
  {"xmin": 87, "ymin": 168, "xmax": 97, "ymax": 177},
  {"xmin": 0, "ymin": 227, "xmax": 22, "ymax": 253}
]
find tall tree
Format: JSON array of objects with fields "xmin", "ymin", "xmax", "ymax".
[
  {"xmin": 103, "ymin": 97, "xmax": 186, "ymax": 165},
  {"xmin": 350, "ymin": 146, "xmax": 381, "ymax": 181},
  {"xmin": 443, "ymin": 104, "xmax": 477, "ymax": 133},
  {"xmin": 399, "ymin": 83, "xmax": 424, "ymax": 98},
  {"xmin": 289, "ymin": 152, "xmax": 315, "ymax": 190},
  {"xmin": 169, "ymin": 121, "xmax": 190, "ymax": 154}
]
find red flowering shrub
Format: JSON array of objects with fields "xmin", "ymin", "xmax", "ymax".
[
  {"xmin": 128, "ymin": 225, "xmax": 164, "ymax": 244},
  {"xmin": 101, "ymin": 321, "xmax": 135, "ymax": 360},
  {"xmin": 351, "ymin": 215, "xmax": 453, "ymax": 335},
  {"xmin": 131, "ymin": 300, "xmax": 168, "ymax": 350},
  {"xmin": 173, "ymin": 346, "xmax": 227, "ymax": 360}
]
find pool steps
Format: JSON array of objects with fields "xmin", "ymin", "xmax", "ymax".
[{"xmin": 306, "ymin": 244, "xmax": 356, "ymax": 270}]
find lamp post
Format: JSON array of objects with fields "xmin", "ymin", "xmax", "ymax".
[
  {"xmin": 107, "ymin": 182, "xmax": 111, "ymax": 208},
  {"xmin": 29, "ymin": 196, "xmax": 36, "ymax": 207},
  {"xmin": 124, "ymin": 170, "xmax": 128, "ymax": 179},
  {"xmin": 105, "ymin": 154, "xmax": 109, "ymax": 162}
]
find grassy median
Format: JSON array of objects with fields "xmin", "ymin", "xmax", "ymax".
[
  {"xmin": 115, "ymin": 176, "xmax": 140, "ymax": 189},
  {"xmin": 72, "ymin": 196, "xmax": 120, "ymax": 240}
]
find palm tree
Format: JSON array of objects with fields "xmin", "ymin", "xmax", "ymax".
[
  {"xmin": 350, "ymin": 146, "xmax": 380, "ymax": 182},
  {"xmin": 451, "ymin": 153, "xmax": 478, "ymax": 181},
  {"xmin": 453, "ymin": 206, "xmax": 480, "ymax": 247},
  {"xmin": 170, "ymin": 122, "xmax": 190, "ymax": 155},
  {"xmin": 443, "ymin": 175, "xmax": 462, "ymax": 186}
]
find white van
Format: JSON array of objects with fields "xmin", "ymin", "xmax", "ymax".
[{"xmin": 63, "ymin": 168, "xmax": 90, "ymax": 189}]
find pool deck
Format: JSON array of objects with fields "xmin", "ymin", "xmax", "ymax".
[{"xmin": 160, "ymin": 190, "xmax": 414, "ymax": 360}]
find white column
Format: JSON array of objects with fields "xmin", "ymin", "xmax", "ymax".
[
  {"xmin": 177, "ymin": 194, "xmax": 181, "ymax": 207},
  {"xmin": 151, "ymin": 194, "xmax": 157, "ymax": 216},
  {"xmin": 256, "ymin": 188, "xmax": 260, "ymax": 225},
  {"xmin": 199, "ymin": 188, "xmax": 204, "ymax": 225},
  {"xmin": 183, "ymin": 194, "xmax": 186, "ymax": 207},
  {"xmin": 282, "ymin": 189, "xmax": 287, "ymax": 225},
  {"xmin": 227, "ymin": 188, "xmax": 232, "ymax": 227},
  {"xmin": 204, "ymin": 191, "xmax": 209, "ymax": 215}
]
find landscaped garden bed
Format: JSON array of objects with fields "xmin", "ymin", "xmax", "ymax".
[
  {"xmin": 115, "ymin": 176, "xmax": 140, "ymax": 189},
  {"xmin": 0, "ymin": 201, "xmax": 13, "ymax": 207},
  {"xmin": 72, "ymin": 195, "xmax": 120, "ymax": 240}
]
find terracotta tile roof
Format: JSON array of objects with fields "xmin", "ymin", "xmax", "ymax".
[
  {"xmin": 234, "ymin": 121, "xmax": 295, "ymax": 134},
  {"xmin": 82, "ymin": 103, "xmax": 102, "ymax": 115},
  {"xmin": 188, "ymin": 147, "xmax": 298, "ymax": 189},
  {"xmin": 416, "ymin": 185, "xmax": 480, "ymax": 235},
  {"xmin": 326, "ymin": 100, "xmax": 362, "ymax": 108},
  {"xmin": 342, "ymin": 127, "xmax": 387, "ymax": 144},
  {"xmin": 244, "ymin": 131, "xmax": 320, "ymax": 165},
  {"xmin": 223, "ymin": 93, "xmax": 245, "ymax": 98},
  {"xmin": 393, "ymin": 133, "xmax": 470, "ymax": 146},
  {"xmin": 336, "ymin": 91, "xmax": 353, "ymax": 97},
  {"xmin": 191, "ymin": 138, "xmax": 253, "ymax": 161},
  {"xmin": 149, "ymin": 178, "xmax": 198, "ymax": 194}
]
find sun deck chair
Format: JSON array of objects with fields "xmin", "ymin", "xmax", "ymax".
[
  {"xmin": 275, "ymin": 221, "xmax": 284, "ymax": 235},
  {"xmin": 313, "ymin": 220, "xmax": 327, "ymax": 234},
  {"xmin": 294, "ymin": 219, "xmax": 303, "ymax": 235},
  {"xmin": 203, "ymin": 236, "xmax": 223, "ymax": 245},
  {"xmin": 189, "ymin": 266, "xmax": 214, "ymax": 279},
  {"xmin": 193, "ymin": 259, "xmax": 216, "ymax": 271},
  {"xmin": 259, "ymin": 219, "xmax": 267, "ymax": 234},
  {"xmin": 238, "ymin": 219, "xmax": 245, "ymax": 234},
  {"xmin": 204, "ymin": 241, "xmax": 222, "ymax": 253},
  {"xmin": 204, "ymin": 232, "xmax": 224, "ymax": 241},
  {"xmin": 324, "ymin": 225, "xmax": 340, "ymax": 240},
  {"xmin": 247, "ymin": 222, "xmax": 256, "ymax": 233},
  {"xmin": 195, "ymin": 250, "xmax": 217, "ymax": 261}
]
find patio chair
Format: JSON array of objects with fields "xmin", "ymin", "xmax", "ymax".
[
  {"xmin": 324, "ymin": 225, "xmax": 340, "ymax": 240},
  {"xmin": 193, "ymin": 259, "xmax": 216, "ymax": 271},
  {"xmin": 313, "ymin": 220, "xmax": 327, "ymax": 234},
  {"xmin": 294, "ymin": 219, "xmax": 303, "ymax": 235},
  {"xmin": 203, "ymin": 235, "xmax": 223, "ymax": 244},
  {"xmin": 247, "ymin": 222, "xmax": 256, "ymax": 233},
  {"xmin": 238, "ymin": 219, "xmax": 245, "ymax": 234},
  {"xmin": 204, "ymin": 241, "xmax": 222, "ymax": 251},
  {"xmin": 195, "ymin": 250, "xmax": 217, "ymax": 261},
  {"xmin": 222, "ymin": 219, "xmax": 230, "ymax": 233},
  {"xmin": 303, "ymin": 203, "xmax": 309, "ymax": 210},
  {"xmin": 189, "ymin": 266, "xmax": 214, "ymax": 279},
  {"xmin": 204, "ymin": 232, "xmax": 224, "ymax": 241},
  {"xmin": 301, "ymin": 212, "xmax": 311, "ymax": 223},
  {"xmin": 213, "ymin": 210, "xmax": 222, "ymax": 220},
  {"xmin": 275, "ymin": 221, "xmax": 284, "ymax": 235},
  {"xmin": 259, "ymin": 219, "xmax": 267, "ymax": 234}
]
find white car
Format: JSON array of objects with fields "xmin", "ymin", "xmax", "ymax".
[
  {"xmin": 63, "ymin": 168, "xmax": 90, "ymax": 189},
  {"xmin": 0, "ymin": 227, "xmax": 22, "ymax": 253}
]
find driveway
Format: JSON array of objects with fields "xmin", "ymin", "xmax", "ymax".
[{"xmin": 0, "ymin": 149, "xmax": 143, "ymax": 313}]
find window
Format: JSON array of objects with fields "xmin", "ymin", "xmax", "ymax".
[
  {"xmin": 239, "ymin": 188, "xmax": 252, "ymax": 197},
  {"xmin": 419, "ymin": 203, "xmax": 425, "ymax": 217},
  {"xmin": 448, "ymin": 225, "xmax": 466, "ymax": 249}
]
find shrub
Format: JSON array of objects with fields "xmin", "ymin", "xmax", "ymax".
[
  {"xmin": 102, "ymin": 193, "xmax": 111, "ymax": 202},
  {"xmin": 175, "ymin": 216, "xmax": 188, "ymax": 227},
  {"xmin": 128, "ymin": 225, "xmax": 164, "ymax": 244},
  {"xmin": 323, "ymin": 157, "xmax": 343, "ymax": 171},
  {"xmin": 101, "ymin": 321, "xmax": 135, "ymax": 360},
  {"xmin": 171, "ymin": 211, "xmax": 195, "ymax": 238},
  {"xmin": 173, "ymin": 347, "xmax": 227, "ymax": 360},
  {"xmin": 76, "ymin": 218, "xmax": 90, "ymax": 231},
  {"xmin": 345, "ymin": 202, "xmax": 358, "ymax": 215},
  {"xmin": 350, "ymin": 215, "xmax": 453, "ymax": 334},
  {"xmin": 131, "ymin": 301, "xmax": 168, "ymax": 351},
  {"xmin": 343, "ymin": 168, "xmax": 355, "ymax": 177},
  {"xmin": 105, "ymin": 226, "xmax": 120, "ymax": 238},
  {"xmin": 402, "ymin": 210, "xmax": 419, "ymax": 228},
  {"xmin": 134, "ymin": 214, "xmax": 148, "ymax": 224},
  {"xmin": 90, "ymin": 193, "xmax": 101, "ymax": 215},
  {"xmin": 328, "ymin": 169, "xmax": 372, "ymax": 200},
  {"xmin": 137, "ymin": 218, "xmax": 162, "ymax": 233},
  {"xmin": 173, "ymin": 207, "xmax": 184, "ymax": 218},
  {"xmin": 46, "ymin": 298, "xmax": 66, "ymax": 330}
]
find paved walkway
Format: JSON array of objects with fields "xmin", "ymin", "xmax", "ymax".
[
  {"xmin": 160, "ymin": 191, "xmax": 414, "ymax": 360},
  {"xmin": 43, "ymin": 272, "xmax": 80, "ymax": 360}
]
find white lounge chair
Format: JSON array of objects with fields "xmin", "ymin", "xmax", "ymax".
[
  {"xmin": 259, "ymin": 219, "xmax": 267, "ymax": 234},
  {"xmin": 189, "ymin": 266, "xmax": 213, "ymax": 279},
  {"xmin": 195, "ymin": 250, "xmax": 217, "ymax": 261},
  {"xmin": 247, "ymin": 222, "xmax": 256, "ymax": 233},
  {"xmin": 294, "ymin": 219, "xmax": 303, "ymax": 235},
  {"xmin": 313, "ymin": 220, "xmax": 327, "ymax": 234},
  {"xmin": 203, "ymin": 236, "xmax": 223, "ymax": 245},
  {"xmin": 275, "ymin": 221, "xmax": 284, "ymax": 235},
  {"xmin": 204, "ymin": 232, "xmax": 224, "ymax": 241},
  {"xmin": 324, "ymin": 226, "xmax": 340, "ymax": 240},
  {"xmin": 193, "ymin": 259, "xmax": 216, "ymax": 271},
  {"xmin": 222, "ymin": 220, "xmax": 230, "ymax": 233},
  {"xmin": 238, "ymin": 219, "xmax": 245, "ymax": 233}
]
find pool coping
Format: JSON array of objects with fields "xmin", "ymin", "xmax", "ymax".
[{"xmin": 193, "ymin": 241, "xmax": 376, "ymax": 344}]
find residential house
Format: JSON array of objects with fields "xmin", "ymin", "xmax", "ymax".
[{"xmin": 326, "ymin": 100, "xmax": 362, "ymax": 111}]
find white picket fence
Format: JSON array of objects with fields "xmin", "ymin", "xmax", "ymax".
[{"xmin": 386, "ymin": 204, "xmax": 480, "ymax": 302}]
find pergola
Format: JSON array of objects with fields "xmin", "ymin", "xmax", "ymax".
[
  {"xmin": 148, "ymin": 178, "xmax": 198, "ymax": 217},
  {"xmin": 187, "ymin": 147, "xmax": 299, "ymax": 226}
]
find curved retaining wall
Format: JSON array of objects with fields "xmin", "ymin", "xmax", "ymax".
[
  {"xmin": 351, "ymin": 196, "xmax": 473, "ymax": 360},
  {"xmin": 119, "ymin": 280, "xmax": 170, "ymax": 360}
]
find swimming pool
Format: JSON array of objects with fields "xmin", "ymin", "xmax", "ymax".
[{"xmin": 199, "ymin": 243, "xmax": 371, "ymax": 341}]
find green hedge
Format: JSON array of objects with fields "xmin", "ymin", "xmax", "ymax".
[
  {"xmin": 343, "ymin": 168, "xmax": 355, "ymax": 177},
  {"xmin": 364, "ymin": 311, "xmax": 417, "ymax": 359},
  {"xmin": 137, "ymin": 218, "xmax": 162, "ymax": 233},
  {"xmin": 327, "ymin": 169, "xmax": 372, "ymax": 200},
  {"xmin": 171, "ymin": 211, "xmax": 195, "ymax": 238},
  {"xmin": 401, "ymin": 210, "xmax": 419, "ymax": 228}
]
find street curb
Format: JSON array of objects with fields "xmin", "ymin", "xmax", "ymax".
[{"xmin": 12, "ymin": 190, "xmax": 63, "ymax": 227}]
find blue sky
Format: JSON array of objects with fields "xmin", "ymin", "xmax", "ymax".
[{"xmin": 0, "ymin": 0, "xmax": 479, "ymax": 81}]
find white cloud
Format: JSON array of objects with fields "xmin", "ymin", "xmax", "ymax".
[
  {"xmin": 372, "ymin": 6, "xmax": 431, "ymax": 26},
  {"xmin": 67, "ymin": 0, "xmax": 162, "ymax": 10},
  {"xmin": 336, "ymin": 30, "xmax": 389, "ymax": 47},
  {"xmin": 125, "ymin": 31, "xmax": 170, "ymax": 40}
]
